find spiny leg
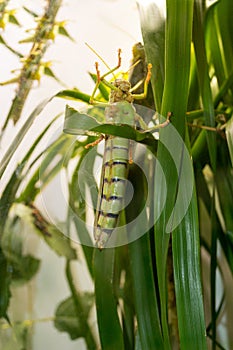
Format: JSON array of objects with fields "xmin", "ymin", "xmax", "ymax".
[
  {"xmin": 85, "ymin": 134, "xmax": 104, "ymax": 149},
  {"xmin": 135, "ymin": 111, "xmax": 172, "ymax": 132},
  {"xmin": 100, "ymin": 48, "xmax": 121, "ymax": 80},
  {"xmin": 89, "ymin": 62, "xmax": 102, "ymax": 104},
  {"xmin": 149, "ymin": 111, "xmax": 172, "ymax": 131},
  {"xmin": 86, "ymin": 50, "xmax": 123, "ymax": 148},
  {"xmin": 142, "ymin": 111, "xmax": 172, "ymax": 133},
  {"xmin": 89, "ymin": 49, "xmax": 122, "ymax": 104}
]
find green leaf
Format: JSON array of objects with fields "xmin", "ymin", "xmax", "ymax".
[
  {"xmin": 0, "ymin": 248, "xmax": 11, "ymax": 319},
  {"xmin": 68, "ymin": 149, "xmax": 96, "ymax": 275},
  {"xmin": 54, "ymin": 294, "xmax": 94, "ymax": 340},
  {"xmin": 63, "ymin": 105, "xmax": 158, "ymax": 151},
  {"xmin": 65, "ymin": 262, "xmax": 97, "ymax": 348},
  {"xmin": 44, "ymin": 225, "xmax": 76, "ymax": 260},
  {"xmin": 94, "ymin": 248, "xmax": 124, "ymax": 349},
  {"xmin": 63, "ymin": 105, "xmax": 100, "ymax": 135},
  {"xmin": 193, "ymin": 0, "xmax": 217, "ymax": 170},
  {"xmin": 172, "ymin": 193, "xmax": 207, "ymax": 349},
  {"xmin": 129, "ymin": 235, "xmax": 164, "ymax": 348},
  {"xmin": 139, "ymin": 1, "xmax": 207, "ymax": 348},
  {"xmin": 215, "ymin": 141, "xmax": 233, "ymax": 237},
  {"xmin": 0, "ymin": 115, "xmax": 59, "ymax": 235},
  {"xmin": 89, "ymin": 72, "xmax": 109, "ymax": 101},
  {"xmin": 0, "ymin": 76, "xmax": 19, "ymax": 85},
  {"xmin": 213, "ymin": 70, "xmax": 233, "ymax": 108},
  {"xmin": 126, "ymin": 159, "xmax": 163, "ymax": 348},
  {"xmin": 56, "ymin": 89, "xmax": 91, "ymax": 103},
  {"xmin": 1, "ymin": 216, "xmax": 40, "ymax": 284},
  {"xmin": 119, "ymin": 252, "xmax": 135, "ymax": 349},
  {"xmin": 8, "ymin": 14, "xmax": 20, "ymax": 26},
  {"xmin": 205, "ymin": 2, "xmax": 225, "ymax": 89},
  {"xmin": 22, "ymin": 6, "xmax": 38, "ymax": 17},
  {"xmin": 135, "ymin": 331, "xmax": 143, "ymax": 350},
  {"xmin": 19, "ymin": 35, "xmax": 36, "ymax": 44},
  {"xmin": 214, "ymin": 0, "xmax": 233, "ymax": 93},
  {"xmin": 0, "ymin": 97, "xmax": 52, "ymax": 179},
  {"xmin": 0, "ymin": 35, "xmax": 22, "ymax": 57},
  {"xmin": 139, "ymin": 3, "xmax": 165, "ymax": 112},
  {"xmin": 12, "ymin": 255, "xmax": 40, "ymax": 284},
  {"xmin": 19, "ymin": 133, "xmax": 75, "ymax": 203},
  {"xmin": 6, "ymin": 204, "xmax": 76, "ymax": 260},
  {"xmin": 0, "ymin": 321, "xmax": 30, "ymax": 349},
  {"xmin": 44, "ymin": 66, "xmax": 65, "ymax": 85},
  {"xmin": 165, "ymin": 1, "xmax": 207, "ymax": 347},
  {"xmin": 226, "ymin": 115, "xmax": 233, "ymax": 167},
  {"xmin": 196, "ymin": 166, "xmax": 233, "ymax": 275},
  {"xmin": 58, "ymin": 25, "xmax": 74, "ymax": 41}
]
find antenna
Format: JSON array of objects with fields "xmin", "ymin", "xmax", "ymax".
[{"xmin": 85, "ymin": 42, "xmax": 113, "ymax": 74}]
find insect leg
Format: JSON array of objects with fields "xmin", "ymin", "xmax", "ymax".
[
  {"xmin": 128, "ymin": 140, "xmax": 134, "ymax": 164},
  {"xmin": 100, "ymin": 48, "xmax": 121, "ymax": 80},
  {"xmin": 148, "ymin": 112, "xmax": 172, "ymax": 132},
  {"xmin": 132, "ymin": 63, "xmax": 152, "ymax": 100},
  {"xmin": 89, "ymin": 49, "xmax": 122, "ymax": 104},
  {"xmin": 85, "ymin": 134, "xmax": 104, "ymax": 149},
  {"xmin": 135, "ymin": 113, "xmax": 148, "ymax": 130}
]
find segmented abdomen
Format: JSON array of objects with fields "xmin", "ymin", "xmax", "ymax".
[{"xmin": 94, "ymin": 135, "xmax": 130, "ymax": 249}]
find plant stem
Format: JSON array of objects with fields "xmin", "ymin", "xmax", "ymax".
[
  {"xmin": 66, "ymin": 261, "xmax": 97, "ymax": 349},
  {"xmin": 2, "ymin": 0, "xmax": 62, "ymax": 131}
]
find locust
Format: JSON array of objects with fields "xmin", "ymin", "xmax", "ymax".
[{"xmin": 86, "ymin": 49, "xmax": 170, "ymax": 250}]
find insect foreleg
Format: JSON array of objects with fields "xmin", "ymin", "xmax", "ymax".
[
  {"xmin": 89, "ymin": 49, "xmax": 122, "ymax": 104},
  {"xmin": 99, "ymin": 48, "xmax": 122, "ymax": 80}
]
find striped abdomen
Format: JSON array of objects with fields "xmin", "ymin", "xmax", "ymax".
[{"xmin": 94, "ymin": 135, "xmax": 131, "ymax": 249}]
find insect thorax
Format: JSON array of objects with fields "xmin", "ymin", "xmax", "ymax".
[{"xmin": 109, "ymin": 79, "xmax": 134, "ymax": 103}]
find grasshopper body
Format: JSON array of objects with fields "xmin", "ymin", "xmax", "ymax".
[
  {"xmin": 87, "ymin": 52, "xmax": 169, "ymax": 249},
  {"xmin": 94, "ymin": 80, "xmax": 137, "ymax": 249}
]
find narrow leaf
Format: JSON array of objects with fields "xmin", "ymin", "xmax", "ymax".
[
  {"xmin": 44, "ymin": 225, "xmax": 77, "ymax": 260},
  {"xmin": 226, "ymin": 115, "xmax": 233, "ymax": 167},
  {"xmin": 58, "ymin": 25, "xmax": 74, "ymax": 41},
  {"xmin": 94, "ymin": 248, "xmax": 124, "ymax": 349},
  {"xmin": 0, "ymin": 97, "xmax": 52, "ymax": 178},
  {"xmin": 0, "ymin": 248, "xmax": 11, "ymax": 319},
  {"xmin": 56, "ymin": 89, "xmax": 91, "ymax": 103}
]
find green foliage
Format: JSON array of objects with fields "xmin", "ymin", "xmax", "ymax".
[
  {"xmin": 0, "ymin": 248, "xmax": 11, "ymax": 319},
  {"xmin": 54, "ymin": 293, "xmax": 94, "ymax": 340},
  {"xmin": 1, "ymin": 215, "xmax": 40, "ymax": 284}
]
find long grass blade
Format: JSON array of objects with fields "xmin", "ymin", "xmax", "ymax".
[{"xmin": 94, "ymin": 248, "xmax": 124, "ymax": 350}]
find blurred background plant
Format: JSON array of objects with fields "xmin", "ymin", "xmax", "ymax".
[{"xmin": 0, "ymin": 0, "xmax": 233, "ymax": 349}]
